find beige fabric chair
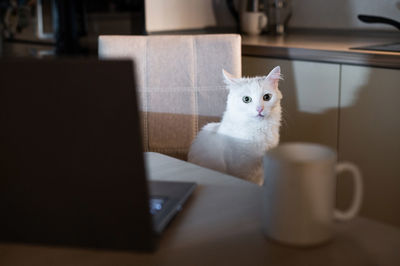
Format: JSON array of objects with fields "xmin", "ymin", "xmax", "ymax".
[{"xmin": 98, "ymin": 34, "xmax": 241, "ymax": 160}]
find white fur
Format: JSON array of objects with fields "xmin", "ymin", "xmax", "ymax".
[{"xmin": 188, "ymin": 66, "xmax": 283, "ymax": 185}]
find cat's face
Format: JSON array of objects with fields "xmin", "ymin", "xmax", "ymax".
[{"xmin": 223, "ymin": 66, "xmax": 282, "ymax": 121}]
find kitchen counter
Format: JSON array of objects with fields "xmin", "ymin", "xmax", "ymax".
[{"xmin": 242, "ymin": 30, "xmax": 400, "ymax": 69}]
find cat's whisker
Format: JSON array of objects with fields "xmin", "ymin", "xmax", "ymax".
[
  {"xmin": 280, "ymin": 116, "xmax": 291, "ymax": 131},
  {"xmin": 280, "ymin": 109, "xmax": 290, "ymax": 128},
  {"xmin": 281, "ymin": 117, "xmax": 290, "ymax": 129}
]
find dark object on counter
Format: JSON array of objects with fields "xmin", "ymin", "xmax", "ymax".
[
  {"xmin": 55, "ymin": 0, "xmax": 87, "ymax": 55},
  {"xmin": 265, "ymin": 0, "xmax": 292, "ymax": 35},
  {"xmin": 358, "ymin": 15, "xmax": 400, "ymax": 31},
  {"xmin": 246, "ymin": 0, "xmax": 259, "ymax": 12},
  {"xmin": 226, "ymin": 0, "xmax": 240, "ymax": 33}
]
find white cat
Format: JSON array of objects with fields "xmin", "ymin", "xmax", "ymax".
[{"xmin": 188, "ymin": 66, "xmax": 283, "ymax": 185}]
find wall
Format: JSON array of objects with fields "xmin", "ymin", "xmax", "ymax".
[
  {"xmin": 145, "ymin": 0, "xmax": 400, "ymax": 32},
  {"xmin": 145, "ymin": 0, "xmax": 237, "ymax": 32},
  {"xmin": 289, "ymin": 0, "xmax": 400, "ymax": 31}
]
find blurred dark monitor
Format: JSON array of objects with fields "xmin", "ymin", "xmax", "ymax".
[
  {"xmin": 0, "ymin": 0, "xmax": 145, "ymax": 57},
  {"xmin": 55, "ymin": 0, "xmax": 145, "ymax": 55}
]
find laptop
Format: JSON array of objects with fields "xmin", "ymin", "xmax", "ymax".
[{"xmin": 0, "ymin": 59, "xmax": 196, "ymax": 251}]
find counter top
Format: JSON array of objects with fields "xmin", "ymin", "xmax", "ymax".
[{"xmin": 242, "ymin": 31, "xmax": 400, "ymax": 69}]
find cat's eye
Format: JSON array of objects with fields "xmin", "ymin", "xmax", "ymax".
[
  {"xmin": 263, "ymin": 93, "xmax": 272, "ymax": 101},
  {"xmin": 242, "ymin": 96, "xmax": 252, "ymax": 103}
]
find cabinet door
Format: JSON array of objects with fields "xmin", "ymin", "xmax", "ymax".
[
  {"xmin": 243, "ymin": 56, "xmax": 340, "ymax": 149},
  {"xmin": 338, "ymin": 65, "xmax": 400, "ymax": 227}
]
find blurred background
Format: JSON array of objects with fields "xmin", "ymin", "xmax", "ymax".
[
  {"xmin": 1, "ymin": 0, "xmax": 399, "ymax": 229},
  {"xmin": 1, "ymin": 0, "xmax": 398, "ymax": 57},
  {"xmin": 0, "ymin": 0, "xmax": 145, "ymax": 57}
]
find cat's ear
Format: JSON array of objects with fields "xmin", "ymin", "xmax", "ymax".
[
  {"xmin": 265, "ymin": 66, "xmax": 282, "ymax": 87},
  {"xmin": 222, "ymin": 69, "xmax": 240, "ymax": 87}
]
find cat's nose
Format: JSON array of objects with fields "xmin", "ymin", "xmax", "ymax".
[{"xmin": 256, "ymin": 106, "xmax": 264, "ymax": 113}]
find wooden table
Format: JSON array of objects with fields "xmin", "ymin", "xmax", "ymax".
[{"xmin": 1, "ymin": 152, "xmax": 399, "ymax": 266}]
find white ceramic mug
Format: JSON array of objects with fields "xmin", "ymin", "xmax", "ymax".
[
  {"xmin": 262, "ymin": 142, "xmax": 363, "ymax": 246},
  {"xmin": 241, "ymin": 12, "xmax": 268, "ymax": 35}
]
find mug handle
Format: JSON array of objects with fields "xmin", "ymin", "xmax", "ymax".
[
  {"xmin": 334, "ymin": 162, "xmax": 363, "ymax": 221},
  {"xmin": 258, "ymin": 14, "xmax": 268, "ymax": 30}
]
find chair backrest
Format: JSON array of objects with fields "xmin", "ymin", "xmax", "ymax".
[{"xmin": 98, "ymin": 34, "xmax": 241, "ymax": 160}]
